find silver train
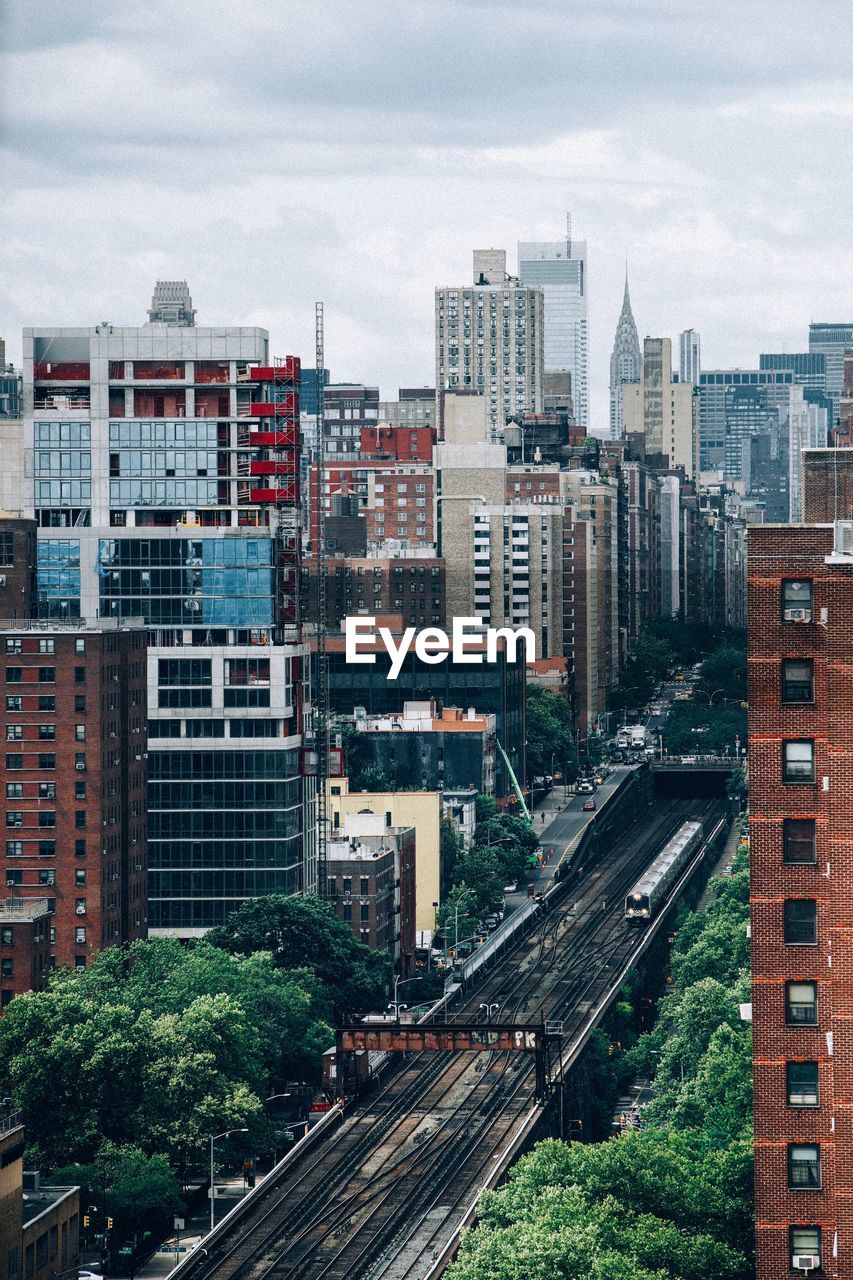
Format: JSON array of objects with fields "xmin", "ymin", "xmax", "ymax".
[{"xmin": 625, "ymin": 821, "xmax": 704, "ymax": 922}]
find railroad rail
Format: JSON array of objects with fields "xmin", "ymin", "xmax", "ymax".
[{"xmin": 172, "ymin": 796, "xmax": 727, "ymax": 1280}]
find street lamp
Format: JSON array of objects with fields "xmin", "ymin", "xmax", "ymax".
[
  {"xmin": 209, "ymin": 1128, "xmax": 248, "ymax": 1232},
  {"xmin": 694, "ymin": 687, "xmax": 724, "ymax": 707},
  {"xmin": 388, "ymin": 975, "xmax": 422, "ymax": 1023},
  {"xmin": 479, "ymin": 1002, "xmax": 500, "ymax": 1023}
]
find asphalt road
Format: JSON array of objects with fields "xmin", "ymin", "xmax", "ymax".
[{"xmin": 529, "ymin": 764, "xmax": 637, "ymax": 890}]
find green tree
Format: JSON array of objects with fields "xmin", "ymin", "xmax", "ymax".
[
  {"xmin": 207, "ymin": 893, "xmax": 391, "ymax": 1020},
  {"xmin": 436, "ymin": 884, "xmax": 478, "ymax": 950},
  {"xmin": 453, "ymin": 846, "xmax": 504, "ymax": 917},
  {"xmin": 526, "ymin": 686, "xmax": 576, "ymax": 781},
  {"xmin": 54, "ymin": 1143, "xmax": 184, "ymax": 1242}
]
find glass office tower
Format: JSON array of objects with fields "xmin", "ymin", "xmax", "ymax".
[{"xmin": 518, "ymin": 239, "xmax": 588, "ymax": 428}]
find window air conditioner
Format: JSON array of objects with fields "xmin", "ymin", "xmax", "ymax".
[
  {"xmin": 784, "ymin": 608, "xmax": 811, "ymax": 623},
  {"xmin": 793, "ymin": 1257, "xmax": 820, "ymax": 1273}
]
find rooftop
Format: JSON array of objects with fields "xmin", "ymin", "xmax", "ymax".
[{"xmin": 22, "ymin": 1182, "xmax": 78, "ymax": 1228}]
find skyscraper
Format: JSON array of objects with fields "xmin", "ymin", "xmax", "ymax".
[
  {"xmin": 518, "ymin": 234, "xmax": 588, "ymax": 428},
  {"xmin": 22, "ymin": 290, "xmax": 310, "ymax": 935},
  {"xmin": 622, "ymin": 337, "xmax": 699, "ymax": 478},
  {"xmin": 609, "ymin": 271, "xmax": 641, "ymax": 438},
  {"xmin": 808, "ymin": 323, "xmax": 853, "ymax": 428},
  {"xmin": 435, "ymin": 250, "xmax": 544, "ymax": 437},
  {"xmin": 679, "ymin": 328, "xmax": 701, "ymax": 387}
]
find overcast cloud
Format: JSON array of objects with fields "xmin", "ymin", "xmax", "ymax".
[{"xmin": 1, "ymin": 0, "xmax": 852, "ymax": 425}]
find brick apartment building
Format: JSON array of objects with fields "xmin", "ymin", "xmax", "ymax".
[
  {"xmin": 749, "ymin": 449, "xmax": 853, "ymax": 1277},
  {"xmin": 1, "ymin": 622, "xmax": 148, "ymax": 977},
  {"xmin": 327, "ymin": 812, "xmax": 416, "ymax": 974}
]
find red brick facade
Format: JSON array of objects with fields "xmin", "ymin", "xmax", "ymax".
[
  {"xmin": 0, "ymin": 626, "xmax": 148, "ymax": 977},
  {"xmin": 749, "ymin": 517, "xmax": 853, "ymax": 1278}
]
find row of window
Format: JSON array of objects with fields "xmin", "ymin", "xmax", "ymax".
[
  {"xmin": 149, "ymin": 718, "xmax": 281, "ymax": 738},
  {"xmin": 5, "ymin": 725, "xmax": 87, "ymax": 741}
]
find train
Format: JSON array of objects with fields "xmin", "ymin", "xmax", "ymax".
[{"xmin": 624, "ymin": 821, "xmax": 704, "ymax": 922}]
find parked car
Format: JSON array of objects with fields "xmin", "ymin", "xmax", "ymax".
[{"xmin": 582, "ymin": 798, "xmax": 596, "ymax": 812}]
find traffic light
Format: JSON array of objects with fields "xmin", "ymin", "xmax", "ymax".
[
  {"xmin": 106, "ymin": 1217, "xmax": 114, "ymax": 1230},
  {"xmin": 83, "ymin": 1216, "xmax": 90, "ymax": 1229}
]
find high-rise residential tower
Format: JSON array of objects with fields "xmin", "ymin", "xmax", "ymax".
[
  {"xmin": 679, "ymin": 328, "xmax": 701, "ymax": 387},
  {"xmin": 748, "ymin": 451, "xmax": 853, "ymax": 1279},
  {"xmin": 21, "ymin": 291, "xmax": 309, "ymax": 936},
  {"xmin": 435, "ymin": 250, "xmax": 544, "ymax": 437},
  {"xmin": 518, "ymin": 234, "xmax": 588, "ymax": 428},
  {"xmin": 609, "ymin": 271, "xmax": 641, "ymax": 438}
]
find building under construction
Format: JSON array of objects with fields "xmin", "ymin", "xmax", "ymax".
[{"xmin": 21, "ymin": 284, "xmax": 312, "ymax": 934}]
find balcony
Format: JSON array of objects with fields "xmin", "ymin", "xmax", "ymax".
[
  {"xmin": 250, "ymin": 459, "xmax": 297, "ymax": 476},
  {"xmin": 33, "ymin": 392, "xmax": 91, "ymax": 413},
  {"xmin": 250, "ymin": 427, "xmax": 298, "ymax": 448},
  {"xmin": 250, "ymin": 483, "xmax": 299, "ymax": 504}
]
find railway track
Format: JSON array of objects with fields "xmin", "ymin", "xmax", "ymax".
[{"xmin": 184, "ymin": 796, "xmax": 725, "ymax": 1280}]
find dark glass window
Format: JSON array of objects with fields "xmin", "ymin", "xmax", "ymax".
[
  {"xmin": 782, "ymin": 579, "xmax": 813, "ymax": 621},
  {"xmin": 783, "ymin": 819, "xmax": 816, "ymax": 864},
  {"xmin": 784, "ymin": 900, "xmax": 817, "ymax": 945},
  {"xmin": 782, "ymin": 660, "xmax": 814, "ymax": 704},
  {"xmin": 787, "ymin": 1062, "xmax": 819, "ymax": 1107},
  {"xmin": 783, "ymin": 740, "xmax": 815, "ymax": 783},
  {"xmin": 788, "ymin": 1144, "xmax": 820, "ymax": 1189},
  {"xmin": 790, "ymin": 1226, "xmax": 821, "ymax": 1269}
]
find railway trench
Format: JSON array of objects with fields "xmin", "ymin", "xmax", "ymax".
[{"xmin": 170, "ymin": 775, "xmax": 732, "ymax": 1280}]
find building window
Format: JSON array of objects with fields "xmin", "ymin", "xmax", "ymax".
[
  {"xmin": 1, "ymin": 959, "xmax": 12, "ymax": 978},
  {"xmin": 784, "ymin": 900, "xmax": 817, "ymax": 945},
  {"xmin": 75, "ymin": 638, "xmax": 86, "ymax": 654},
  {"xmin": 39, "ymin": 754, "xmax": 56, "ymax": 769},
  {"xmin": 75, "ymin": 811, "xmax": 86, "ymax": 829},
  {"xmin": 38, "ymin": 870, "xmax": 55, "ymax": 886},
  {"xmin": 38, "ymin": 696, "xmax": 55, "ymax": 712},
  {"xmin": 790, "ymin": 1227, "xmax": 821, "ymax": 1270},
  {"xmin": 75, "ymin": 869, "xmax": 86, "ymax": 885},
  {"xmin": 5, "ymin": 638, "xmax": 22, "ymax": 654},
  {"xmin": 783, "ymin": 819, "xmax": 816, "ymax": 865},
  {"xmin": 74, "ymin": 725, "xmax": 86, "ymax": 741},
  {"xmin": 5, "ymin": 841, "xmax": 22, "ymax": 857},
  {"xmin": 74, "ymin": 666, "xmax": 86, "ymax": 684},
  {"xmin": 38, "ymin": 639, "xmax": 55, "ymax": 655},
  {"xmin": 75, "ymin": 927, "xmax": 86, "ymax": 944},
  {"xmin": 360, "ymin": 877, "xmax": 369, "ymax": 895},
  {"xmin": 38, "ymin": 667, "xmax": 55, "ymax": 683},
  {"xmin": 786, "ymin": 981, "xmax": 818, "ymax": 1025},
  {"xmin": 75, "ymin": 840, "xmax": 86, "ymax": 857},
  {"xmin": 782, "ymin": 660, "xmax": 814, "ymax": 704},
  {"xmin": 5, "ymin": 812, "xmax": 22, "ymax": 828},
  {"xmin": 38, "ymin": 724, "xmax": 56, "ymax": 741},
  {"xmin": 782, "ymin": 579, "xmax": 813, "ymax": 622},
  {"xmin": 5, "ymin": 726, "xmax": 21, "ymax": 741},
  {"xmin": 38, "ymin": 841, "xmax": 55, "ymax": 858},
  {"xmin": 5, "ymin": 668, "xmax": 21, "ymax": 683},
  {"xmin": 1, "ymin": 927, "xmax": 12, "ymax": 945},
  {"xmin": 75, "ymin": 899, "xmax": 86, "ymax": 916},
  {"xmin": 75, "ymin": 696, "xmax": 86, "ymax": 713},
  {"xmin": 342, "ymin": 903, "xmax": 352, "ymax": 922},
  {"xmin": 39, "ymin": 782, "xmax": 56, "ymax": 798},
  {"xmin": 5, "ymin": 783, "xmax": 22, "ymax": 799},
  {"xmin": 783, "ymin": 740, "xmax": 815, "ymax": 783},
  {"xmin": 360, "ymin": 903, "xmax": 370, "ymax": 923},
  {"xmin": 788, "ymin": 1144, "xmax": 821, "ymax": 1189},
  {"xmin": 5, "ymin": 696, "xmax": 21, "ymax": 712},
  {"xmin": 787, "ymin": 1062, "xmax": 819, "ymax": 1107},
  {"xmin": 75, "ymin": 956, "xmax": 86, "ymax": 970},
  {"xmin": 5, "ymin": 755, "xmax": 22, "ymax": 770}
]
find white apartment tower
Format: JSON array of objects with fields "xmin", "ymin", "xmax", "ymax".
[
  {"xmin": 679, "ymin": 328, "xmax": 701, "ymax": 387},
  {"xmin": 518, "ymin": 235, "xmax": 588, "ymax": 428},
  {"xmin": 435, "ymin": 250, "xmax": 544, "ymax": 437}
]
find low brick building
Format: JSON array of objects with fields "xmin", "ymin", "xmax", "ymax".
[
  {"xmin": 327, "ymin": 812, "xmax": 416, "ymax": 975},
  {"xmin": 0, "ymin": 899, "xmax": 51, "ymax": 1010},
  {"xmin": 0, "ymin": 1113, "xmax": 79, "ymax": 1280}
]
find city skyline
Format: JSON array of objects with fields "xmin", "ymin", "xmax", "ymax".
[{"xmin": 2, "ymin": 1, "xmax": 853, "ymax": 429}]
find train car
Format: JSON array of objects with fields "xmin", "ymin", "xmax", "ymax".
[{"xmin": 625, "ymin": 821, "xmax": 704, "ymax": 923}]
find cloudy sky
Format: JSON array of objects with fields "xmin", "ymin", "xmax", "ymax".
[{"xmin": 2, "ymin": 0, "xmax": 852, "ymax": 426}]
